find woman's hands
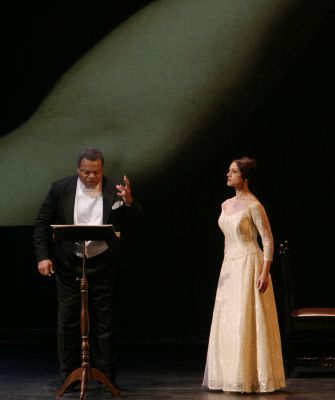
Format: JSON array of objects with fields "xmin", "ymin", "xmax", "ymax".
[{"xmin": 257, "ymin": 271, "xmax": 270, "ymax": 293}]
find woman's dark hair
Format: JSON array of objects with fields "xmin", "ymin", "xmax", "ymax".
[
  {"xmin": 76, "ymin": 147, "xmax": 104, "ymax": 167},
  {"xmin": 232, "ymin": 156, "xmax": 257, "ymax": 180}
]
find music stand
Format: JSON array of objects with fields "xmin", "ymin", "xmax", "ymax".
[{"xmin": 51, "ymin": 224, "xmax": 121, "ymax": 399}]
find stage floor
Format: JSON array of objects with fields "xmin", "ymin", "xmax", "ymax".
[{"xmin": 0, "ymin": 342, "xmax": 334, "ymax": 399}]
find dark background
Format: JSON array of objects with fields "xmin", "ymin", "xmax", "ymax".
[{"xmin": 1, "ymin": 1, "xmax": 334, "ymax": 347}]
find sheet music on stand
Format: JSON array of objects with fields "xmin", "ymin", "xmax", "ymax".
[{"xmin": 51, "ymin": 224, "xmax": 120, "ymax": 241}]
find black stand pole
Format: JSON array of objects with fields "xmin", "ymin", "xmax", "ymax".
[{"xmin": 51, "ymin": 225, "xmax": 121, "ymax": 399}]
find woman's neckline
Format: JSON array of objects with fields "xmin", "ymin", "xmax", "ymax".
[{"xmin": 223, "ymin": 201, "xmax": 259, "ymax": 217}]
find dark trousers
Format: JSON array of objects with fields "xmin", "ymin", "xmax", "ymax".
[{"xmin": 55, "ymin": 249, "xmax": 118, "ymax": 381}]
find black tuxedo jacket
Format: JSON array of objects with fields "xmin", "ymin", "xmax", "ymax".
[{"xmin": 33, "ymin": 175, "xmax": 141, "ymax": 265}]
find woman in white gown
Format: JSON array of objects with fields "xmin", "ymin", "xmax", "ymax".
[{"xmin": 203, "ymin": 156, "xmax": 285, "ymax": 393}]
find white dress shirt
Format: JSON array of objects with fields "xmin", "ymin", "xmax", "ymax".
[{"xmin": 73, "ymin": 178, "xmax": 108, "ymax": 258}]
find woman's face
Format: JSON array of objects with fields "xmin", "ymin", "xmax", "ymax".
[{"xmin": 226, "ymin": 162, "xmax": 244, "ymax": 188}]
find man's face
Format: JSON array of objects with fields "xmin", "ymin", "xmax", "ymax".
[{"xmin": 77, "ymin": 158, "xmax": 103, "ymax": 189}]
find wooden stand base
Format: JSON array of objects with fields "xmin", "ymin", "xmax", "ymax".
[{"xmin": 56, "ymin": 366, "xmax": 121, "ymax": 399}]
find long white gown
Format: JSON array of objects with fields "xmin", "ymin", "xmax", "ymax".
[{"xmin": 203, "ymin": 201, "xmax": 286, "ymax": 393}]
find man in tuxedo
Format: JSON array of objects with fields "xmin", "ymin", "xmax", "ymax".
[{"xmin": 33, "ymin": 147, "xmax": 141, "ymax": 387}]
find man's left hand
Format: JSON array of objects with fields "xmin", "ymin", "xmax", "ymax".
[{"xmin": 116, "ymin": 175, "xmax": 133, "ymax": 206}]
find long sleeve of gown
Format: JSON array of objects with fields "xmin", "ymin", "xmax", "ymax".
[{"xmin": 250, "ymin": 203, "xmax": 274, "ymax": 262}]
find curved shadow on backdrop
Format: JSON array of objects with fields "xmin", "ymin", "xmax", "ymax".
[{"xmin": 0, "ymin": 0, "xmax": 331, "ymax": 225}]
